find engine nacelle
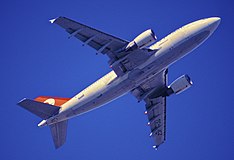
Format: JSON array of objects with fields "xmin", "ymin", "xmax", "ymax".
[
  {"xmin": 125, "ymin": 29, "xmax": 157, "ymax": 51},
  {"xmin": 168, "ymin": 75, "xmax": 193, "ymax": 95}
]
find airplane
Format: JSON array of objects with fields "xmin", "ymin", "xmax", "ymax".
[{"xmin": 18, "ymin": 16, "xmax": 221, "ymax": 149}]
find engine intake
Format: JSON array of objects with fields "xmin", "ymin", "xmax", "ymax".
[
  {"xmin": 125, "ymin": 29, "xmax": 157, "ymax": 51},
  {"xmin": 167, "ymin": 75, "xmax": 193, "ymax": 95}
]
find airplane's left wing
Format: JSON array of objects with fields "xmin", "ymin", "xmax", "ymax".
[
  {"xmin": 51, "ymin": 17, "xmax": 153, "ymax": 76},
  {"xmin": 131, "ymin": 69, "xmax": 168, "ymax": 149},
  {"xmin": 50, "ymin": 17, "xmax": 128, "ymax": 62}
]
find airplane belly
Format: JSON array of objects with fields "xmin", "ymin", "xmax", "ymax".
[
  {"xmin": 160, "ymin": 30, "xmax": 210, "ymax": 64},
  {"xmin": 59, "ymin": 78, "xmax": 135, "ymax": 120},
  {"xmin": 146, "ymin": 29, "xmax": 210, "ymax": 68},
  {"xmin": 172, "ymin": 30, "xmax": 210, "ymax": 58},
  {"xmin": 128, "ymin": 30, "xmax": 211, "ymax": 87}
]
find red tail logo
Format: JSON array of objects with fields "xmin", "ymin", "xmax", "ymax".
[{"xmin": 35, "ymin": 96, "xmax": 71, "ymax": 107}]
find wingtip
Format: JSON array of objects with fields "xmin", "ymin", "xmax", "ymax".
[
  {"xmin": 153, "ymin": 145, "xmax": 158, "ymax": 150},
  {"xmin": 54, "ymin": 141, "xmax": 65, "ymax": 149},
  {"xmin": 17, "ymin": 98, "xmax": 27, "ymax": 105},
  {"xmin": 49, "ymin": 18, "xmax": 56, "ymax": 24}
]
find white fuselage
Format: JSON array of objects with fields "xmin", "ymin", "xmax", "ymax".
[{"xmin": 46, "ymin": 17, "xmax": 220, "ymax": 125}]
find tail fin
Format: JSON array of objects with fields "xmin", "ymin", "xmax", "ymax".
[
  {"xmin": 17, "ymin": 97, "xmax": 70, "ymax": 149},
  {"xmin": 50, "ymin": 120, "xmax": 68, "ymax": 149},
  {"xmin": 17, "ymin": 98, "xmax": 60, "ymax": 119},
  {"xmin": 34, "ymin": 96, "xmax": 71, "ymax": 106}
]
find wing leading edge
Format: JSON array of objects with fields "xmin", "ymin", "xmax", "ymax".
[{"xmin": 131, "ymin": 69, "xmax": 168, "ymax": 149}]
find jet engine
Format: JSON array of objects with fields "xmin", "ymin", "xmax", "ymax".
[
  {"xmin": 125, "ymin": 29, "xmax": 157, "ymax": 51},
  {"xmin": 166, "ymin": 75, "xmax": 193, "ymax": 95}
]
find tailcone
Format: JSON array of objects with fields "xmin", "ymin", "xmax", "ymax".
[{"xmin": 38, "ymin": 120, "xmax": 47, "ymax": 127}]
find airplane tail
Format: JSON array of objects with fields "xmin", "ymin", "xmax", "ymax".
[{"xmin": 17, "ymin": 96, "xmax": 71, "ymax": 149}]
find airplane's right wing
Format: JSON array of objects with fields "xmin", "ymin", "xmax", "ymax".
[
  {"xmin": 144, "ymin": 95, "xmax": 166, "ymax": 149},
  {"xmin": 131, "ymin": 69, "xmax": 168, "ymax": 149}
]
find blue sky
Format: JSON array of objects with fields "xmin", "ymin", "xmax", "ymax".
[{"xmin": 1, "ymin": 0, "xmax": 233, "ymax": 160}]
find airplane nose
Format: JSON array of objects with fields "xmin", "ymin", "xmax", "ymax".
[{"xmin": 205, "ymin": 17, "xmax": 221, "ymax": 32}]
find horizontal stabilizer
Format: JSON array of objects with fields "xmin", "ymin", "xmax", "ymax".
[
  {"xmin": 50, "ymin": 120, "xmax": 68, "ymax": 149},
  {"xmin": 17, "ymin": 98, "xmax": 60, "ymax": 119}
]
